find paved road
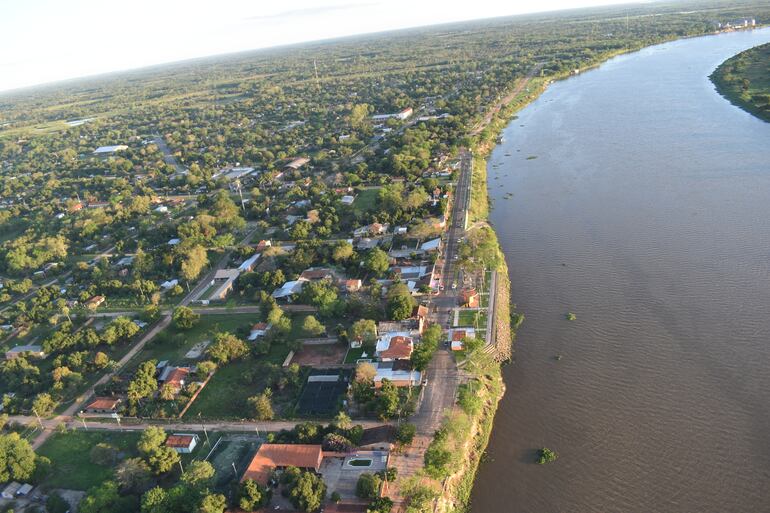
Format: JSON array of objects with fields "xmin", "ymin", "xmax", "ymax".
[
  {"xmin": 87, "ymin": 304, "xmax": 317, "ymax": 318},
  {"xmin": 10, "ymin": 415, "xmax": 385, "ymax": 435},
  {"xmin": 412, "ymin": 148, "xmax": 472, "ymax": 436},
  {"xmin": 470, "ymin": 63, "xmax": 544, "ymax": 137}
]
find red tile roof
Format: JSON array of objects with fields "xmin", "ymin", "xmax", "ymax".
[
  {"xmin": 452, "ymin": 330, "xmax": 467, "ymax": 342},
  {"xmin": 242, "ymin": 444, "xmax": 323, "ymax": 484},
  {"xmin": 166, "ymin": 434, "xmax": 196, "ymax": 448},
  {"xmin": 85, "ymin": 397, "xmax": 120, "ymax": 410},
  {"xmin": 380, "ymin": 335, "xmax": 414, "ymax": 360},
  {"xmin": 164, "ymin": 367, "xmax": 190, "ymax": 388}
]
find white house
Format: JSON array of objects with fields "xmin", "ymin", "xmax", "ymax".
[
  {"xmin": 93, "ymin": 145, "xmax": 128, "ymax": 155},
  {"xmin": 272, "ymin": 280, "xmax": 306, "ymax": 299},
  {"xmin": 165, "ymin": 434, "xmax": 199, "ymax": 454}
]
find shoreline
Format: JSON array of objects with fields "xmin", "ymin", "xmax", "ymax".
[{"xmin": 435, "ymin": 27, "xmax": 769, "ymax": 513}]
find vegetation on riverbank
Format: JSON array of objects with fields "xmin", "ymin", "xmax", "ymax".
[{"xmin": 711, "ymin": 42, "xmax": 770, "ymax": 122}]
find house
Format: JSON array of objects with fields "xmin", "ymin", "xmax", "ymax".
[
  {"xmin": 373, "ymin": 362, "xmax": 421, "ymax": 388},
  {"xmin": 242, "ymin": 444, "xmax": 323, "ymax": 485},
  {"xmin": 168, "ymin": 238, "xmax": 181, "ymax": 246},
  {"xmin": 299, "ymin": 268, "xmax": 336, "ymax": 282},
  {"xmin": 5, "ymin": 345, "xmax": 45, "ymax": 360},
  {"xmin": 285, "ymin": 157, "xmax": 310, "ymax": 170},
  {"xmin": 375, "ymin": 333, "xmax": 414, "ymax": 361},
  {"xmin": 84, "ymin": 396, "xmax": 122, "ymax": 414},
  {"xmin": 248, "ymin": 322, "xmax": 272, "ymax": 341},
  {"xmin": 209, "ymin": 269, "xmax": 240, "ymax": 301},
  {"xmin": 84, "ymin": 295, "xmax": 106, "ymax": 310},
  {"xmin": 255, "ymin": 240, "xmax": 272, "ymax": 252},
  {"xmin": 158, "ymin": 366, "xmax": 192, "ymax": 391},
  {"xmin": 93, "ymin": 145, "xmax": 128, "ymax": 155},
  {"xmin": 450, "ymin": 328, "xmax": 476, "ymax": 351},
  {"xmin": 237, "ymin": 253, "xmax": 260, "ymax": 273},
  {"xmin": 154, "ymin": 205, "xmax": 169, "ymax": 214},
  {"xmin": 115, "ymin": 256, "xmax": 134, "ymax": 267},
  {"xmin": 460, "ymin": 288, "xmax": 480, "ymax": 308},
  {"xmin": 1, "ymin": 482, "xmax": 20, "ymax": 499},
  {"xmin": 421, "ymin": 238, "xmax": 441, "ymax": 253},
  {"xmin": 15, "ymin": 484, "xmax": 32, "ymax": 497},
  {"xmin": 345, "ymin": 279, "xmax": 362, "ymax": 293},
  {"xmin": 341, "ymin": 195, "xmax": 355, "ymax": 205},
  {"xmin": 272, "ymin": 280, "xmax": 306, "ymax": 299},
  {"xmin": 165, "ymin": 434, "xmax": 199, "ymax": 454},
  {"xmin": 396, "ymin": 107, "xmax": 413, "ymax": 120},
  {"xmin": 394, "ymin": 226, "xmax": 408, "ymax": 235},
  {"xmin": 161, "ymin": 279, "xmax": 179, "ymax": 290}
]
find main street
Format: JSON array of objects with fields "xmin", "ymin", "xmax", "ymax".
[{"xmin": 412, "ymin": 148, "xmax": 473, "ymax": 436}]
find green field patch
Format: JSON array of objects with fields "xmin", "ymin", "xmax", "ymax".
[{"xmin": 37, "ymin": 430, "xmax": 141, "ymax": 491}]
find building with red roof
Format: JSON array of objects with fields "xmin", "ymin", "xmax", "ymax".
[{"xmin": 241, "ymin": 444, "xmax": 323, "ymax": 485}]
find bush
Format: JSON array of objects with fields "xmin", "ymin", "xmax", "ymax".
[
  {"xmin": 395, "ymin": 423, "xmax": 416, "ymax": 445},
  {"xmin": 356, "ymin": 473, "xmax": 382, "ymax": 500},
  {"xmin": 537, "ymin": 447, "xmax": 558, "ymax": 464}
]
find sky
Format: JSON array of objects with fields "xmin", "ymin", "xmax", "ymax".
[{"xmin": 0, "ymin": 0, "xmax": 640, "ymax": 92}]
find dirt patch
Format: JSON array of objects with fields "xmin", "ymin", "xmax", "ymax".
[{"xmin": 293, "ymin": 343, "xmax": 346, "ymax": 365}]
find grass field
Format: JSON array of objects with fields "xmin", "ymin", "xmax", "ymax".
[
  {"xmin": 343, "ymin": 346, "xmax": 366, "ymax": 364},
  {"xmin": 129, "ymin": 313, "xmax": 257, "ymax": 371},
  {"xmin": 457, "ymin": 310, "xmax": 480, "ymax": 327},
  {"xmin": 183, "ymin": 343, "xmax": 299, "ymax": 419},
  {"xmin": 37, "ymin": 430, "xmax": 141, "ymax": 491},
  {"xmin": 352, "ymin": 188, "xmax": 380, "ymax": 213}
]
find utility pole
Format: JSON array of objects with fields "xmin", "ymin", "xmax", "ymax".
[
  {"xmin": 179, "ymin": 459, "xmax": 184, "ymax": 475},
  {"xmin": 232, "ymin": 462, "xmax": 238, "ymax": 477},
  {"xmin": 81, "ymin": 416, "xmax": 88, "ymax": 431},
  {"xmin": 235, "ymin": 179, "xmax": 246, "ymax": 212},
  {"xmin": 32, "ymin": 408, "xmax": 44, "ymax": 431},
  {"xmin": 199, "ymin": 413, "xmax": 210, "ymax": 447}
]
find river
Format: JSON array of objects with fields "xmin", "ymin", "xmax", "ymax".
[{"xmin": 471, "ymin": 28, "xmax": 770, "ymax": 513}]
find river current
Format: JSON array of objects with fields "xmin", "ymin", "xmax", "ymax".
[{"xmin": 471, "ymin": 28, "xmax": 770, "ymax": 513}]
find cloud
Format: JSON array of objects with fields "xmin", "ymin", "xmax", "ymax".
[{"xmin": 245, "ymin": 2, "xmax": 378, "ymax": 22}]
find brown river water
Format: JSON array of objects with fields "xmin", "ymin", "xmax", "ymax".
[{"xmin": 470, "ymin": 28, "xmax": 770, "ymax": 513}]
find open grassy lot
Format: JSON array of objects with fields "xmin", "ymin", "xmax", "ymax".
[
  {"xmin": 129, "ymin": 313, "xmax": 257, "ymax": 370},
  {"xmin": 352, "ymin": 187, "xmax": 380, "ymax": 213},
  {"xmin": 457, "ymin": 309, "xmax": 480, "ymax": 327},
  {"xmin": 37, "ymin": 430, "xmax": 141, "ymax": 491},
  {"xmin": 183, "ymin": 343, "xmax": 302, "ymax": 419}
]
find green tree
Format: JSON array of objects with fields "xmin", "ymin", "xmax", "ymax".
[
  {"xmin": 173, "ymin": 306, "xmax": 200, "ymax": 330},
  {"xmin": 138, "ymin": 426, "xmax": 180, "ymax": 475},
  {"xmin": 180, "ymin": 244, "xmax": 209, "ymax": 285},
  {"xmin": 79, "ymin": 481, "xmax": 137, "ymax": 513},
  {"xmin": 239, "ymin": 479, "xmax": 270, "ymax": 511},
  {"xmin": 247, "ymin": 389, "xmax": 274, "ymax": 420},
  {"xmin": 356, "ymin": 472, "xmax": 382, "ymax": 499},
  {"xmin": 0, "ymin": 432, "xmax": 36, "ymax": 482},
  {"xmin": 198, "ymin": 493, "xmax": 226, "ymax": 513},
  {"xmin": 367, "ymin": 497, "xmax": 394, "ymax": 513},
  {"xmin": 46, "ymin": 492, "xmax": 70, "ymax": 513},
  {"xmin": 350, "ymin": 319, "xmax": 377, "ymax": 346},
  {"xmin": 115, "ymin": 457, "xmax": 152, "ymax": 493},
  {"xmin": 181, "ymin": 460, "xmax": 215, "ymax": 488},
  {"xmin": 332, "ymin": 241, "xmax": 355, "ymax": 262},
  {"xmin": 32, "ymin": 392, "xmax": 56, "ymax": 416},
  {"xmin": 365, "ymin": 248, "xmax": 390, "ymax": 277},
  {"xmin": 287, "ymin": 470, "xmax": 327, "ymax": 512},
  {"xmin": 386, "ymin": 283, "xmax": 415, "ymax": 321},
  {"xmin": 395, "ymin": 423, "xmax": 416, "ymax": 446},
  {"xmin": 374, "ymin": 379, "xmax": 400, "ymax": 420},
  {"xmin": 207, "ymin": 332, "xmax": 248, "ymax": 364},
  {"xmin": 302, "ymin": 315, "xmax": 325, "ymax": 336},
  {"xmin": 127, "ymin": 360, "xmax": 158, "ymax": 402}
]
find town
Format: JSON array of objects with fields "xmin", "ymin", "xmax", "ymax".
[{"xmin": 1, "ymin": 1, "xmax": 767, "ymax": 512}]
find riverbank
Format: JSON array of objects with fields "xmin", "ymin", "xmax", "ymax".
[{"xmin": 710, "ymin": 41, "xmax": 770, "ymax": 122}]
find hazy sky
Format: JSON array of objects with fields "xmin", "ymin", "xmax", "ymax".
[{"xmin": 0, "ymin": 0, "xmax": 639, "ymax": 92}]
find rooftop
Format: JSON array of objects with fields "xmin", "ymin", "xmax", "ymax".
[{"xmin": 242, "ymin": 444, "xmax": 323, "ymax": 484}]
